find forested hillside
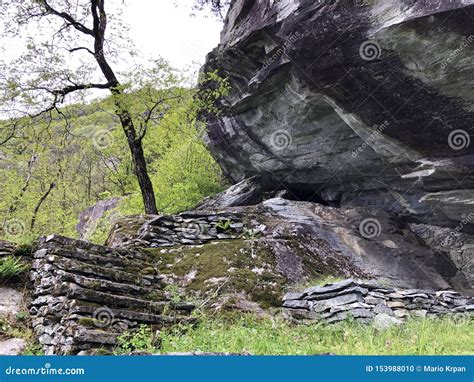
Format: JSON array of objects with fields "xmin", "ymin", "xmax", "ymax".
[{"xmin": 0, "ymin": 80, "xmax": 226, "ymax": 244}]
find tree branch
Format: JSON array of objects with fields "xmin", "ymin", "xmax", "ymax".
[
  {"xmin": 69, "ymin": 46, "xmax": 95, "ymax": 55},
  {"xmin": 52, "ymin": 82, "xmax": 112, "ymax": 97},
  {"xmin": 43, "ymin": 1, "xmax": 94, "ymax": 36}
]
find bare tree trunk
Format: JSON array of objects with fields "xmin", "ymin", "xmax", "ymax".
[
  {"xmin": 91, "ymin": 0, "xmax": 158, "ymax": 214},
  {"xmin": 36, "ymin": 0, "xmax": 159, "ymax": 215},
  {"xmin": 117, "ymin": 111, "xmax": 159, "ymax": 215},
  {"xmin": 31, "ymin": 182, "xmax": 56, "ymax": 230}
]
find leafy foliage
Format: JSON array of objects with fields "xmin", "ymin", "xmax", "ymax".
[
  {"xmin": 0, "ymin": 256, "xmax": 28, "ymax": 282},
  {"xmin": 0, "ymin": 71, "xmax": 229, "ymax": 244},
  {"xmin": 117, "ymin": 325, "xmax": 157, "ymax": 354}
]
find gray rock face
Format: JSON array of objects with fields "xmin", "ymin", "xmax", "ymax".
[
  {"xmin": 0, "ymin": 286, "xmax": 26, "ymax": 356},
  {"xmin": 108, "ymin": 198, "xmax": 470, "ymax": 292},
  {"xmin": 0, "ymin": 287, "xmax": 24, "ymax": 317},
  {"xmin": 201, "ymin": 0, "xmax": 474, "ymax": 290},
  {"xmin": 283, "ymin": 279, "xmax": 474, "ymax": 324},
  {"xmin": 196, "ymin": 176, "xmax": 263, "ymax": 209},
  {"xmin": 76, "ymin": 198, "xmax": 121, "ymax": 241}
]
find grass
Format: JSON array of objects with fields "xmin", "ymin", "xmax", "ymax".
[
  {"xmin": 0, "ymin": 256, "xmax": 28, "ymax": 283},
  {"xmin": 155, "ymin": 314, "xmax": 474, "ymax": 355}
]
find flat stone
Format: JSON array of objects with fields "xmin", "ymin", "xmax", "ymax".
[
  {"xmin": 303, "ymin": 279, "xmax": 355, "ymax": 296},
  {"xmin": 413, "ymin": 297, "xmax": 434, "ymax": 304},
  {"xmin": 393, "ymin": 309, "xmax": 409, "ymax": 318},
  {"xmin": 386, "ymin": 292, "xmax": 407, "ymax": 299},
  {"xmin": 0, "ymin": 338, "xmax": 27, "ymax": 355},
  {"xmin": 387, "ymin": 301, "xmax": 406, "ymax": 308},
  {"xmin": 284, "ymin": 308, "xmax": 317, "ymax": 321},
  {"xmin": 364, "ymin": 296, "xmax": 385, "ymax": 305},
  {"xmin": 282, "ymin": 292, "xmax": 305, "ymax": 301},
  {"xmin": 372, "ymin": 288, "xmax": 396, "ymax": 293},
  {"xmin": 348, "ymin": 308, "xmax": 374, "ymax": 318},
  {"xmin": 430, "ymin": 305, "xmax": 449, "ymax": 313},
  {"xmin": 328, "ymin": 302, "xmax": 371, "ymax": 314},
  {"xmin": 355, "ymin": 280, "xmax": 384, "ymax": 290},
  {"xmin": 405, "ymin": 293, "xmax": 430, "ymax": 299},
  {"xmin": 368, "ymin": 291, "xmax": 388, "ymax": 299},
  {"xmin": 373, "ymin": 304, "xmax": 393, "ymax": 315},
  {"xmin": 326, "ymin": 308, "xmax": 374, "ymax": 323},
  {"xmin": 312, "ymin": 293, "xmax": 364, "ymax": 313},
  {"xmin": 452, "ymin": 299, "xmax": 469, "ymax": 306},
  {"xmin": 373, "ymin": 314, "xmax": 403, "ymax": 330},
  {"xmin": 282, "ymin": 300, "xmax": 309, "ymax": 310},
  {"xmin": 436, "ymin": 290, "xmax": 460, "ymax": 297},
  {"xmin": 305, "ymin": 286, "xmax": 368, "ymax": 301}
]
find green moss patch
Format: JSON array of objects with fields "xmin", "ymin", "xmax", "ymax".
[{"xmin": 146, "ymin": 240, "xmax": 287, "ymax": 308}]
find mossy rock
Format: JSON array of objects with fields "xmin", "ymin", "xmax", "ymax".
[{"xmin": 145, "ymin": 237, "xmax": 340, "ymax": 310}]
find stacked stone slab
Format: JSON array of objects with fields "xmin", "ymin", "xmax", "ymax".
[
  {"xmin": 283, "ymin": 279, "xmax": 474, "ymax": 324},
  {"xmin": 30, "ymin": 235, "xmax": 195, "ymax": 355},
  {"xmin": 116, "ymin": 211, "xmax": 245, "ymax": 248},
  {"xmin": 0, "ymin": 240, "xmax": 15, "ymax": 258}
]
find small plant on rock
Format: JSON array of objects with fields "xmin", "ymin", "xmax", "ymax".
[
  {"xmin": 242, "ymin": 228, "xmax": 262, "ymax": 240},
  {"xmin": 216, "ymin": 220, "xmax": 232, "ymax": 232},
  {"xmin": 164, "ymin": 285, "xmax": 182, "ymax": 303}
]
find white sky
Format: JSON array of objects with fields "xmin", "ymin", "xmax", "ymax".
[
  {"xmin": 125, "ymin": 0, "xmax": 223, "ymax": 73},
  {"xmin": 0, "ymin": 0, "xmax": 223, "ymax": 77},
  {"xmin": 0, "ymin": 0, "xmax": 224, "ymax": 112}
]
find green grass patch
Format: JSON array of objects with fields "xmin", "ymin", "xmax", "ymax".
[{"xmin": 157, "ymin": 314, "xmax": 474, "ymax": 355}]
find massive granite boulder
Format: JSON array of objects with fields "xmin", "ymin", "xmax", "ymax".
[
  {"xmin": 200, "ymin": 0, "xmax": 474, "ymax": 290},
  {"xmin": 202, "ymin": 0, "xmax": 474, "ymax": 219}
]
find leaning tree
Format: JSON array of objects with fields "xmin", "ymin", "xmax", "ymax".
[{"xmin": 0, "ymin": 0, "xmax": 169, "ymax": 214}]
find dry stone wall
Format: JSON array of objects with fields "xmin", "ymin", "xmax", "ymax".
[
  {"xmin": 120, "ymin": 212, "xmax": 245, "ymax": 248},
  {"xmin": 0, "ymin": 240, "xmax": 15, "ymax": 258},
  {"xmin": 29, "ymin": 235, "xmax": 195, "ymax": 355},
  {"xmin": 283, "ymin": 279, "xmax": 474, "ymax": 324}
]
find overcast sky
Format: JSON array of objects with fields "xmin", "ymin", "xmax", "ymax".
[
  {"xmin": 0, "ymin": 0, "xmax": 223, "ymax": 78},
  {"xmin": 0, "ymin": 0, "xmax": 224, "ymax": 113},
  {"xmin": 125, "ymin": 0, "xmax": 223, "ymax": 73}
]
